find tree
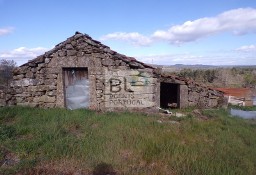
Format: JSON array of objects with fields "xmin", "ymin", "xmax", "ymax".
[
  {"xmin": 244, "ymin": 73, "xmax": 256, "ymax": 88},
  {"xmin": 0, "ymin": 59, "xmax": 17, "ymax": 86}
]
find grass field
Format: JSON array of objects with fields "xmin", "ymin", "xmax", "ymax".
[{"xmin": 0, "ymin": 106, "xmax": 256, "ymax": 175}]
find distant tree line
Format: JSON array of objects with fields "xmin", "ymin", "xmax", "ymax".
[
  {"xmin": 166, "ymin": 68, "xmax": 256, "ymax": 88},
  {"xmin": 177, "ymin": 69, "xmax": 217, "ymax": 83}
]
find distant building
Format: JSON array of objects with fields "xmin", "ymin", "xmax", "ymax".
[{"xmin": 215, "ymin": 88, "xmax": 254, "ymax": 106}]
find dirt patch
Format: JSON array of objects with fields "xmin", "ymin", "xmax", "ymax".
[
  {"xmin": 192, "ymin": 109, "xmax": 209, "ymax": 120},
  {"xmin": 25, "ymin": 159, "xmax": 90, "ymax": 175},
  {"xmin": 68, "ymin": 124, "xmax": 83, "ymax": 139},
  {"xmin": 0, "ymin": 147, "xmax": 20, "ymax": 168},
  {"xmin": 120, "ymin": 149, "xmax": 133, "ymax": 161},
  {"xmin": 93, "ymin": 162, "xmax": 116, "ymax": 175}
]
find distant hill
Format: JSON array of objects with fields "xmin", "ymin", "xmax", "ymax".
[{"xmin": 151, "ymin": 64, "xmax": 256, "ymax": 72}]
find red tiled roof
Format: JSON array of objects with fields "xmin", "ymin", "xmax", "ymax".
[{"xmin": 214, "ymin": 88, "xmax": 252, "ymax": 98}]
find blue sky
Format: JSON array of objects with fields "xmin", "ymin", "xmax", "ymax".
[{"xmin": 0, "ymin": 0, "xmax": 256, "ymax": 66}]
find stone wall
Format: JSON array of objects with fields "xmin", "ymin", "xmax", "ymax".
[
  {"xmin": 160, "ymin": 75, "xmax": 224, "ymax": 108},
  {"xmin": 0, "ymin": 89, "xmax": 5, "ymax": 107},
  {"xmin": 8, "ymin": 32, "xmax": 157, "ymax": 111},
  {"xmin": 5, "ymin": 32, "xmax": 223, "ymax": 111},
  {"xmin": 0, "ymin": 86, "xmax": 14, "ymax": 107},
  {"xmin": 187, "ymin": 83, "xmax": 223, "ymax": 108}
]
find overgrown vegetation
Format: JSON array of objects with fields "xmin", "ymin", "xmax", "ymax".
[
  {"xmin": 228, "ymin": 104, "xmax": 256, "ymax": 111},
  {"xmin": 0, "ymin": 59, "xmax": 16, "ymax": 87},
  {"xmin": 164, "ymin": 67, "xmax": 256, "ymax": 88},
  {"xmin": 0, "ymin": 107, "xmax": 256, "ymax": 174}
]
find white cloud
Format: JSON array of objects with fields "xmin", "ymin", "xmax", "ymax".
[
  {"xmin": 0, "ymin": 27, "xmax": 14, "ymax": 36},
  {"xmin": 0, "ymin": 47, "xmax": 48, "ymax": 65},
  {"xmin": 101, "ymin": 8, "xmax": 256, "ymax": 46},
  {"xmin": 137, "ymin": 54, "xmax": 204, "ymax": 65},
  {"xmin": 236, "ymin": 45, "xmax": 256, "ymax": 52},
  {"xmin": 0, "ymin": 47, "xmax": 48, "ymax": 58},
  {"xmin": 136, "ymin": 51, "xmax": 255, "ymax": 66},
  {"xmin": 100, "ymin": 32, "xmax": 152, "ymax": 46},
  {"xmin": 152, "ymin": 8, "xmax": 256, "ymax": 44}
]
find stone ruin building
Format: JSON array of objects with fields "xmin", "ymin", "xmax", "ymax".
[{"xmin": 0, "ymin": 32, "xmax": 224, "ymax": 111}]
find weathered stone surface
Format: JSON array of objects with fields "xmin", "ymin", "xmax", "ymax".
[
  {"xmin": 91, "ymin": 57, "xmax": 102, "ymax": 67},
  {"xmin": 49, "ymin": 85, "xmax": 57, "ymax": 90},
  {"xmin": 77, "ymin": 51, "xmax": 85, "ymax": 57},
  {"xmin": 35, "ymin": 56, "xmax": 45, "ymax": 64},
  {"xmin": 45, "ymin": 58, "xmax": 51, "ymax": 63},
  {"xmin": 14, "ymin": 88, "xmax": 23, "ymax": 94},
  {"xmin": 14, "ymin": 93, "xmax": 30, "ymax": 97},
  {"xmin": 25, "ymin": 71, "xmax": 34, "ymax": 78},
  {"xmin": 208, "ymin": 98, "xmax": 218, "ymax": 107},
  {"xmin": 71, "ymin": 41, "xmax": 77, "ymax": 46},
  {"xmin": 13, "ymin": 66, "xmax": 28, "ymax": 75},
  {"xmin": 188, "ymin": 91, "xmax": 199, "ymax": 102},
  {"xmin": 27, "ymin": 85, "xmax": 48, "ymax": 92},
  {"xmin": 96, "ymin": 82, "xmax": 104, "ymax": 90},
  {"xmin": 102, "ymin": 58, "xmax": 114, "ymax": 66},
  {"xmin": 43, "ymin": 103, "xmax": 56, "ymax": 108},
  {"xmin": 0, "ymin": 99, "xmax": 6, "ymax": 107},
  {"xmin": 89, "ymin": 75, "xmax": 97, "ymax": 108},
  {"xmin": 65, "ymin": 44, "xmax": 73, "ymax": 50},
  {"xmin": 38, "ymin": 63, "xmax": 45, "ymax": 69},
  {"xmin": 16, "ymin": 97, "xmax": 24, "ymax": 103},
  {"xmin": 58, "ymin": 51, "xmax": 66, "ymax": 57},
  {"xmin": 33, "ymin": 95, "xmax": 56, "ymax": 103},
  {"xmin": 90, "ymin": 67, "xmax": 103, "ymax": 75},
  {"xmin": 180, "ymin": 85, "xmax": 189, "ymax": 108},
  {"xmin": 0, "ymin": 89, "xmax": 6, "ymax": 106},
  {"xmin": 44, "ymin": 79, "xmax": 57, "ymax": 86},
  {"xmin": 31, "ymin": 68, "xmax": 37, "ymax": 73},
  {"xmin": 67, "ymin": 50, "xmax": 77, "ymax": 56},
  {"xmin": 76, "ymin": 43, "xmax": 88, "ymax": 49},
  {"xmin": 17, "ymin": 102, "xmax": 38, "ymax": 107},
  {"xmin": 32, "ymin": 92, "xmax": 45, "ymax": 96},
  {"xmin": 46, "ymin": 74, "xmax": 58, "ymax": 79},
  {"xmin": 5, "ymin": 32, "xmax": 223, "ymax": 111},
  {"xmin": 46, "ymin": 90, "xmax": 56, "ymax": 96},
  {"xmin": 45, "ymin": 68, "xmax": 60, "ymax": 74},
  {"xmin": 56, "ymin": 73, "xmax": 64, "ymax": 108},
  {"xmin": 0, "ymin": 91, "xmax": 5, "ymax": 99},
  {"xmin": 11, "ymin": 78, "xmax": 38, "ymax": 87},
  {"xmin": 13, "ymin": 74, "xmax": 24, "ymax": 80}
]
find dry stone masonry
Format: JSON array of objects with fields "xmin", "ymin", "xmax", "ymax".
[
  {"xmin": 2, "ymin": 32, "xmax": 224, "ymax": 111},
  {"xmin": 0, "ymin": 89, "xmax": 6, "ymax": 107},
  {"xmin": 159, "ymin": 74, "xmax": 224, "ymax": 108}
]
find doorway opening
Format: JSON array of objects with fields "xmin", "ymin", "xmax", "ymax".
[
  {"xmin": 63, "ymin": 68, "xmax": 89, "ymax": 110},
  {"xmin": 160, "ymin": 82, "xmax": 180, "ymax": 109}
]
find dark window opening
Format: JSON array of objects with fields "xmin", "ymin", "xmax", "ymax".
[{"xmin": 160, "ymin": 82, "xmax": 180, "ymax": 109}]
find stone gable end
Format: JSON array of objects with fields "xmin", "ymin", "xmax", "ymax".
[{"xmin": 7, "ymin": 32, "xmax": 159, "ymax": 111}]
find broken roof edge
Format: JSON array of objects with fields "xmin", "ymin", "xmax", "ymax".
[
  {"xmin": 160, "ymin": 73, "xmax": 224, "ymax": 95},
  {"xmin": 20, "ymin": 31, "xmax": 155, "ymax": 69}
]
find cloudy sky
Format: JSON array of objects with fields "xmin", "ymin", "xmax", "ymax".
[{"xmin": 0, "ymin": 0, "xmax": 256, "ymax": 66}]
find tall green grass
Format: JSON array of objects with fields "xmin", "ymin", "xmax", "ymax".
[
  {"xmin": 228, "ymin": 104, "xmax": 256, "ymax": 111},
  {"xmin": 0, "ymin": 106, "xmax": 256, "ymax": 174}
]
